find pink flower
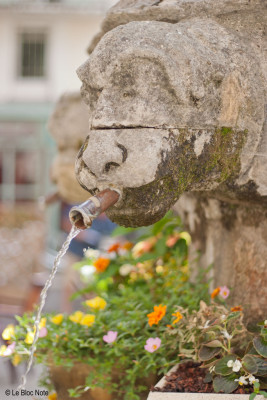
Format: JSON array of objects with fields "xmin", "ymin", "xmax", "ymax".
[
  {"xmin": 103, "ymin": 331, "xmax": 118, "ymax": 344},
  {"xmin": 220, "ymin": 286, "xmax": 230, "ymax": 299},
  {"xmin": 144, "ymin": 337, "xmax": 161, "ymax": 353},
  {"xmin": 3, "ymin": 342, "xmax": 16, "ymax": 356},
  {"xmin": 39, "ymin": 327, "xmax": 48, "ymax": 338}
]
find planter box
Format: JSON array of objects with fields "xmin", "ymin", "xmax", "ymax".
[
  {"xmin": 49, "ymin": 363, "xmax": 111, "ymax": 400},
  {"xmin": 147, "ymin": 365, "xmax": 264, "ymax": 400},
  {"xmin": 49, "ymin": 361, "xmax": 156, "ymax": 400}
]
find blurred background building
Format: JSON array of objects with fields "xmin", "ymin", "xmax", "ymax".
[
  {"xmin": 0, "ymin": 0, "xmax": 116, "ymax": 240},
  {"xmin": 0, "ymin": 0, "xmax": 117, "ymax": 325}
]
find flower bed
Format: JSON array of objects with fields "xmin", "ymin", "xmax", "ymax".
[
  {"xmin": 1, "ymin": 212, "xmax": 266, "ymax": 400},
  {"xmin": 0, "ymin": 213, "xmax": 209, "ymax": 399}
]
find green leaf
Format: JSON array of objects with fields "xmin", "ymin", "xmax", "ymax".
[
  {"xmin": 249, "ymin": 393, "xmax": 257, "ymax": 400},
  {"xmin": 254, "ymin": 336, "xmax": 267, "ymax": 358},
  {"xmin": 198, "ymin": 345, "xmax": 221, "ymax": 361},
  {"xmin": 135, "ymin": 253, "xmax": 155, "ymax": 262},
  {"xmin": 243, "ymin": 354, "xmax": 258, "ymax": 374},
  {"xmin": 226, "ymin": 312, "xmax": 242, "ymax": 322},
  {"xmin": 201, "ymin": 358, "xmax": 218, "ymax": 368},
  {"xmin": 251, "ymin": 355, "xmax": 267, "ymax": 376},
  {"xmin": 154, "ymin": 237, "xmax": 167, "ymax": 257},
  {"xmin": 151, "ymin": 211, "xmax": 173, "ymax": 235},
  {"xmin": 204, "ymin": 372, "xmax": 213, "ymax": 383},
  {"xmin": 204, "ymin": 340, "xmax": 224, "ymax": 348},
  {"xmin": 259, "ymin": 391, "xmax": 267, "ymax": 398},
  {"xmin": 215, "ymin": 355, "xmax": 237, "ymax": 376},
  {"xmin": 213, "ymin": 373, "xmax": 239, "ymax": 393},
  {"xmin": 112, "ymin": 225, "xmax": 137, "ymax": 236},
  {"xmin": 247, "ymin": 344, "xmax": 259, "ymax": 355}
]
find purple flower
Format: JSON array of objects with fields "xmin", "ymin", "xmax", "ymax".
[
  {"xmin": 103, "ymin": 331, "xmax": 118, "ymax": 344},
  {"xmin": 39, "ymin": 327, "xmax": 48, "ymax": 338},
  {"xmin": 4, "ymin": 342, "xmax": 16, "ymax": 356},
  {"xmin": 220, "ymin": 286, "xmax": 230, "ymax": 299},
  {"xmin": 144, "ymin": 337, "xmax": 161, "ymax": 353}
]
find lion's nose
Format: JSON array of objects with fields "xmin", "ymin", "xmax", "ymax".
[{"xmin": 82, "ymin": 134, "xmax": 125, "ymax": 177}]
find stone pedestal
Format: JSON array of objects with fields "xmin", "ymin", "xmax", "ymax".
[{"xmin": 175, "ymin": 194, "xmax": 267, "ymax": 322}]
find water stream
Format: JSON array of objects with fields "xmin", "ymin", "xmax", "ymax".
[{"xmin": 17, "ymin": 225, "xmax": 80, "ymax": 390}]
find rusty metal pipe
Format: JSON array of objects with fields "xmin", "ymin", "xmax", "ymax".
[{"xmin": 69, "ymin": 189, "xmax": 120, "ymax": 230}]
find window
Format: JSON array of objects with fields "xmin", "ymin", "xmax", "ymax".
[
  {"xmin": 18, "ymin": 32, "xmax": 47, "ymax": 78},
  {"xmin": 0, "ymin": 122, "xmax": 43, "ymax": 203}
]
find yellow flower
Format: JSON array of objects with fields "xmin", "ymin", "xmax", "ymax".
[
  {"xmin": 32, "ymin": 317, "xmax": 47, "ymax": 334},
  {"xmin": 172, "ymin": 311, "xmax": 183, "ymax": 324},
  {"xmin": 69, "ymin": 311, "xmax": 84, "ymax": 324},
  {"xmin": 25, "ymin": 331, "xmax": 35, "ymax": 345},
  {"xmin": 80, "ymin": 314, "xmax": 95, "ymax": 327},
  {"xmin": 39, "ymin": 317, "xmax": 46, "ymax": 329},
  {"xmin": 86, "ymin": 296, "xmax": 107, "ymax": 310},
  {"xmin": 12, "ymin": 354, "xmax": 22, "ymax": 366},
  {"xmin": 51, "ymin": 314, "xmax": 64, "ymax": 325},
  {"xmin": 2, "ymin": 324, "xmax": 15, "ymax": 341},
  {"xmin": 0, "ymin": 345, "xmax": 7, "ymax": 356},
  {"xmin": 48, "ymin": 393, "xmax": 57, "ymax": 400}
]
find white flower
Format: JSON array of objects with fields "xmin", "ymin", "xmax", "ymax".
[
  {"xmin": 209, "ymin": 365, "xmax": 215, "ymax": 373},
  {"xmin": 80, "ymin": 265, "xmax": 96, "ymax": 279},
  {"xmin": 119, "ymin": 264, "xmax": 135, "ymax": 276},
  {"xmin": 84, "ymin": 248, "xmax": 100, "ymax": 259},
  {"xmin": 221, "ymin": 315, "xmax": 227, "ymax": 321},
  {"xmin": 227, "ymin": 360, "xmax": 234, "ymax": 368},
  {"xmin": 235, "ymin": 376, "xmax": 248, "ymax": 385},
  {"xmin": 248, "ymin": 375, "xmax": 259, "ymax": 384},
  {"xmin": 204, "ymin": 320, "xmax": 210, "ymax": 329},
  {"xmin": 264, "ymin": 320, "xmax": 267, "ymax": 325},
  {"xmin": 222, "ymin": 330, "xmax": 233, "ymax": 340},
  {"xmin": 232, "ymin": 360, "xmax": 242, "ymax": 372}
]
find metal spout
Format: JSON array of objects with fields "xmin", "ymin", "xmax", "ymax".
[{"xmin": 69, "ymin": 189, "xmax": 120, "ymax": 230}]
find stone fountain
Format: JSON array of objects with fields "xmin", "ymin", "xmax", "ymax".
[{"xmin": 50, "ymin": 0, "xmax": 267, "ymax": 322}]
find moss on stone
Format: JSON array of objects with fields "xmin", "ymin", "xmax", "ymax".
[
  {"xmin": 171, "ymin": 126, "xmax": 247, "ymax": 193},
  {"xmin": 220, "ymin": 126, "xmax": 233, "ymax": 136}
]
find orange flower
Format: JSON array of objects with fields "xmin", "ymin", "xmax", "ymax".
[
  {"xmin": 122, "ymin": 241, "xmax": 133, "ymax": 251},
  {"xmin": 231, "ymin": 306, "xmax": 243, "ymax": 312},
  {"xmin": 211, "ymin": 287, "xmax": 220, "ymax": 299},
  {"xmin": 172, "ymin": 311, "xmax": 183, "ymax": 324},
  {"xmin": 147, "ymin": 304, "xmax": 167, "ymax": 327},
  {"xmin": 108, "ymin": 243, "xmax": 120, "ymax": 253},
  {"xmin": 93, "ymin": 258, "xmax": 110, "ymax": 272}
]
